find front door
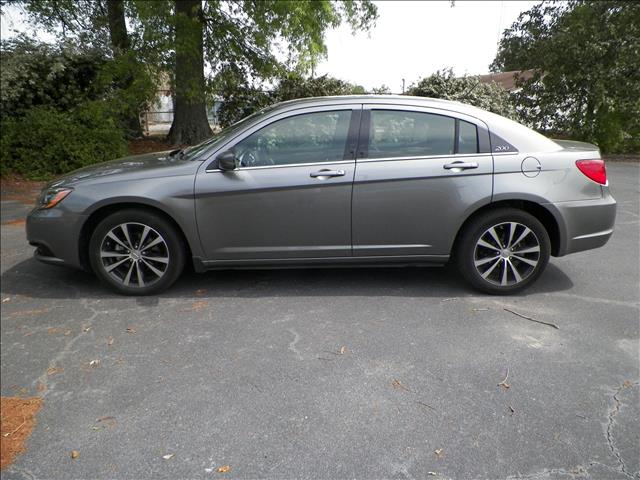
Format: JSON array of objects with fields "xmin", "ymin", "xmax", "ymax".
[
  {"xmin": 195, "ymin": 106, "xmax": 359, "ymax": 261},
  {"xmin": 352, "ymin": 105, "xmax": 494, "ymax": 257}
]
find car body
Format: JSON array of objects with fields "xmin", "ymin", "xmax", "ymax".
[{"xmin": 26, "ymin": 95, "xmax": 617, "ymax": 295}]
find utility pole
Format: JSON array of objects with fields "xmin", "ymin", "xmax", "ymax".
[{"xmin": 402, "ymin": 78, "xmax": 405, "ymax": 94}]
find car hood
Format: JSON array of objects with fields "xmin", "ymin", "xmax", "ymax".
[{"xmin": 49, "ymin": 151, "xmax": 199, "ymax": 188}]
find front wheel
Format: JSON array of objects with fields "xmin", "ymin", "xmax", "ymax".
[
  {"xmin": 456, "ymin": 208, "xmax": 551, "ymax": 294},
  {"xmin": 89, "ymin": 209, "xmax": 186, "ymax": 295}
]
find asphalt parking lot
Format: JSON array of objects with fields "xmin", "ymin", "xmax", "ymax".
[{"xmin": 1, "ymin": 163, "xmax": 638, "ymax": 479}]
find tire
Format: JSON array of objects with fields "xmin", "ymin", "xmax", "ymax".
[
  {"xmin": 455, "ymin": 208, "xmax": 550, "ymax": 295},
  {"xmin": 89, "ymin": 209, "xmax": 186, "ymax": 295}
]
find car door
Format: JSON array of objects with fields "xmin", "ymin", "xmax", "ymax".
[
  {"xmin": 352, "ymin": 105, "xmax": 493, "ymax": 257},
  {"xmin": 194, "ymin": 105, "xmax": 360, "ymax": 262}
]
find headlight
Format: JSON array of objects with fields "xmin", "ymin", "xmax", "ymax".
[{"xmin": 38, "ymin": 187, "xmax": 73, "ymax": 209}]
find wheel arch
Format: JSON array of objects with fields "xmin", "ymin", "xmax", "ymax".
[
  {"xmin": 78, "ymin": 202, "xmax": 194, "ymax": 272},
  {"xmin": 452, "ymin": 199, "xmax": 564, "ymax": 258}
]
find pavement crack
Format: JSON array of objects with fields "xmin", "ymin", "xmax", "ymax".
[
  {"xmin": 32, "ymin": 298, "xmax": 107, "ymax": 396},
  {"xmin": 605, "ymin": 381, "xmax": 638, "ymax": 479},
  {"xmin": 287, "ymin": 328, "xmax": 303, "ymax": 361}
]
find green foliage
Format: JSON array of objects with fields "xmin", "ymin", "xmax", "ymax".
[
  {"xmin": 1, "ymin": 36, "xmax": 154, "ymax": 129},
  {"xmin": 0, "ymin": 37, "xmax": 107, "ymax": 116},
  {"xmin": 274, "ymin": 72, "xmax": 366, "ymax": 102},
  {"xmin": 1, "ymin": 103, "xmax": 127, "ymax": 179},
  {"xmin": 406, "ymin": 69, "xmax": 518, "ymax": 120},
  {"xmin": 492, "ymin": 1, "xmax": 640, "ymax": 153},
  {"xmin": 215, "ymin": 71, "xmax": 368, "ymax": 127}
]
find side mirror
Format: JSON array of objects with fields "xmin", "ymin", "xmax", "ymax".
[{"xmin": 216, "ymin": 150, "xmax": 237, "ymax": 171}]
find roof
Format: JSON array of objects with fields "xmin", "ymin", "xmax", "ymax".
[{"xmin": 477, "ymin": 70, "xmax": 535, "ymax": 91}]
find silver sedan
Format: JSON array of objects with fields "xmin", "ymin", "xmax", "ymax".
[{"xmin": 26, "ymin": 95, "xmax": 616, "ymax": 295}]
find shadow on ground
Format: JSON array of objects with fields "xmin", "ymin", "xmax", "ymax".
[{"xmin": 1, "ymin": 256, "xmax": 574, "ymax": 301}]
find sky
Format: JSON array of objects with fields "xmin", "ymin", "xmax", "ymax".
[
  {"xmin": 1, "ymin": 0, "xmax": 538, "ymax": 92},
  {"xmin": 316, "ymin": 0, "xmax": 539, "ymax": 92}
]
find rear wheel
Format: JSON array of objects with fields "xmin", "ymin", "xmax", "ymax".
[
  {"xmin": 456, "ymin": 208, "xmax": 550, "ymax": 294},
  {"xmin": 89, "ymin": 209, "xmax": 185, "ymax": 295}
]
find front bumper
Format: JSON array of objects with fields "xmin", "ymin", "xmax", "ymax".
[
  {"xmin": 546, "ymin": 188, "xmax": 617, "ymax": 256},
  {"xmin": 26, "ymin": 207, "xmax": 88, "ymax": 270}
]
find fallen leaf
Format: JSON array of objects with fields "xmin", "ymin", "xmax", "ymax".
[
  {"xmin": 217, "ymin": 465, "xmax": 231, "ymax": 473},
  {"xmin": 46, "ymin": 367, "xmax": 63, "ymax": 376},
  {"xmin": 622, "ymin": 380, "xmax": 632, "ymax": 388},
  {"xmin": 107, "ymin": 336, "xmax": 114, "ymax": 346},
  {"xmin": 186, "ymin": 300, "xmax": 208, "ymax": 312},
  {"xmin": 23, "ymin": 331, "xmax": 34, "ymax": 337},
  {"xmin": 2, "ymin": 297, "xmax": 10, "ymax": 303},
  {"xmin": 392, "ymin": 379, "xmax": 410, "ymax": 391},
  {"xmin": 83, "ymin": 326, "xmax": 91, "ymax": 332},
  {"xmin": 434, "ymin": 448, "xmax": 444, "ymax": 458},
  {"xmin": 89, "ymin": 359, "xmax": 100, "ymax": 368},
  {"xmin": 162, "ymin": 454, "xmax": 174, "ymax": 460},
  {"xmin": 47, "ymin": 327, "xmax": 63, "ymax": 335},
  {"xmin": 339, "ymin": 346, "xmax": 346, "ymax": 355},
  {"xmin": 94, "ymin": 416, "xmax": 117, "ymax": 429},
  {"xmin": 126, "ymin": 327, "xmax": 136, "ymax": 334},
  {"xmin": 64, "ymin": 330, "xmax": 72, "ymax": 336},
  {"xmin": 36, "ymin": 382, "xmax": 47, "ymax": 392},
  {"xmin": 428, "ymin": 473, "xmax": 437, "ymax": 477},
  {"xmin": 71, "ymin": 450, "xmax": 80, "ymax": 459}
]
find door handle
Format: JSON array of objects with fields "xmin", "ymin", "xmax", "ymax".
[
  {"xmin": 443, "ymin": 161, "xmax": 479, "ymax": 170},
  {"xmin": 310, "ymin": 169, "xmax": 346, "ymax": 178}
]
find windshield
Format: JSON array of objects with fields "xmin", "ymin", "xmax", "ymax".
[{"xmin": 182, "ymin": 105, "xmax": 278, "ymax": 160}]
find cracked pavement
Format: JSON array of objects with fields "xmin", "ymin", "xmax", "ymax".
[{"xmin": 1, "ymin": 163, "xmax": 639, "ymax": 479}]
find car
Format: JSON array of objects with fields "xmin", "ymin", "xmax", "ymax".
[{"xmin": 26, "ymin": 95, "xmax": 617, "ymax": 295}]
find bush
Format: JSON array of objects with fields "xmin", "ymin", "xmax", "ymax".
[
  {"xmin": 406, "ymin": 69, "xmax": 518, "ymax": 120},
  {"xmin": 1, "ymin": 102, "xmax": 127, "ymax": 180}
]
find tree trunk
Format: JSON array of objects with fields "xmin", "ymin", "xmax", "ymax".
[
  {"xmin": 106, "ymin": 0, "xmax": 143, "ymax": 137},
  {"xmin": 106, "ymin": 0, "xmax": 130, "ymax": 53},
  {"xmin": 167, "ymin": 0, "xmax": 212, "ymax": 145}
]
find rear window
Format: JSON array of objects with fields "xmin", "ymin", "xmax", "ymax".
[{"xmin": 368, "ymin": 110, "xmax": 455, "ymax": 158}]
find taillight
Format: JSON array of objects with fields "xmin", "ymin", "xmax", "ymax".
[{"xmin": 575, "ymin": 159, "xmax": 607, "ymax": 185}]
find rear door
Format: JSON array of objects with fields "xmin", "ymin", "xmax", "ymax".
[
  {"xmin": 352, "ymin": 105, "xmax": 493, "ymax": 257},
  {"xmin": 194, "ymin": 105, "xmax": 360, "ymax": 261}
]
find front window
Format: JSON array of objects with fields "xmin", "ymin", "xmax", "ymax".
[
  {"xmin": 182, "ymin": 105, "xmax": 278, "ymax": 159},
  {"xmin": 232, "ymin": 110, "xmax": 352, "ymax": 168}
]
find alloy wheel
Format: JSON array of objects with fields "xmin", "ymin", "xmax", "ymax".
[
  {"xmin": 99, "ymin": 222, "xmax": 170, "ymax": 288},
  {"xmin": 473, "ymin": 221, "xmax": 541, "ymax": 287}
]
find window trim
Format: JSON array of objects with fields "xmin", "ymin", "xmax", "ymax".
[
  {"xmin": 359, "ymin": 104, "xmax": 492, "ymax": 160},
  {"xmin": 204, "ymin": 105, "xmax": 361, "ymax": 172}
]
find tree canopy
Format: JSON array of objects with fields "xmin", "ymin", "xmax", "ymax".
[
  {"xmin": 492, "ymin": 0, "xmax": 640, "ymax": 153},
  {"xmin": 11, "ymin": 0, "xmax": 378, "ymax": 143},
  {"xmin": 406, "ymin": 69, "xmax": 517, "ymax": 120}
]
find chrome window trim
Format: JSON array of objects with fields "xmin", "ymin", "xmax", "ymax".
[
  {"xmin": 357, "ymin": 152, "xmax": 492, "ymax": 163},
  {"xmin": 205, "ymin": 159, "xmax": 354, "ymax": 173}
]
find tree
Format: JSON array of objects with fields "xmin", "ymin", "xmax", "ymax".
[
  {"xmin": 492, "ymin": 1, "xmax": 640, "ymax": 153},
  {"xmin": 106, "ymin": 0, "xmax": 143, "ymax": 136},
  {"xmin": 165, "ymin": 0, "xmax": 377, "ymax": 144},
  {"xmin": 167, "ymin": 0, "xmax": 211, "ymax": 144},
  {"xmin": 17, "ymin": 0, "xmax": 153, "ymax": 137},
  {"xmin": 406, "ymin": 69, "xmax": 517, "ymax": 119},
  {"xmin": 12, "ymin": 0, "xmax": 378, "ymax": 145}
]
